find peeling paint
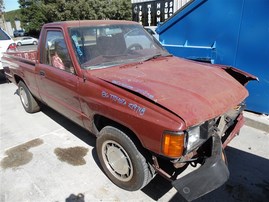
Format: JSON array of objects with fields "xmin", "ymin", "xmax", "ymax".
[{"xmin": 112, "ymin": 80, "xmax": 154, "ymax": 99}]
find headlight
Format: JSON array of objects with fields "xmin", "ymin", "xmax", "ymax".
[
  {"xmin": 161, "ymin": 120, "xmax": 213, "ymax": 158},
  {"xmin": 186, "ymin": 125, "xmax": 207, "ymax": 152}
]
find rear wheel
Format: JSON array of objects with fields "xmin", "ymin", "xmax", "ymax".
[
  {"xmin": 96, "ymin": 126, "xmax": 154, "ymax": 191},
  {"xmin": 18, "ymin": 81, "xmax": 40, "ymax": 113},
  {"xmin": 33, "ymin": 41, "xmax": 37, "ymax": 45},
  {"xmin": 17, "ymin": 42, "xmax": 22, "ymax": 46}
]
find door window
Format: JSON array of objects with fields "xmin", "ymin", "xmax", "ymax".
[{"xmin": 42, "ymin": 31, "xmax": 74, "ymax": 73}]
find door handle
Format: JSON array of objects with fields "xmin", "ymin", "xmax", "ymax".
[{"xmin": 39, "ymin": 70, "xmax": 45, "ymax": 77}]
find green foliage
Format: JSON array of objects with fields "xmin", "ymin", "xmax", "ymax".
[
  {"xmin": 108, "ymin": 0, "xmax": 132, "ymax": 20},
  {"xmin": 18, "ymin": 0, "xmax": 132, "ymax": 36},
  {"xmin": 3, "ymin": 9, "xmax": 21, "ymax": 29},
  {"xmin": 44, "ymin": 0, "xmax": 109, "ymax": 21},
  {"xmin": 0, "ymin": 0, "xmax": 3, "ymax": 15},
  {"xmin": 19, "ymin": 0, "xmax": 46, "ymax": 36},
  {"xmin": 0, "ymin": 2, "xmax": 2, "ymax": 15}
]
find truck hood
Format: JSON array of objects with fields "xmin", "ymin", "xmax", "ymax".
[{"xmin": 90, "ymin": 56, "xmax": 249, "ymax": 127}]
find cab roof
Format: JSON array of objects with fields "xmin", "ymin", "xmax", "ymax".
[{"xmin": 43, "ymin": 20, "xmax": 140, "ymax": 29}]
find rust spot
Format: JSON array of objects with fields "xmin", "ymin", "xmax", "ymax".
[
  {"xmin": 0, "ymin": 138, "xmax": 43, "ymax": 169},
  {"xmin": 54, "ymin": 146, "xmax": 88, "ymax": 166}
]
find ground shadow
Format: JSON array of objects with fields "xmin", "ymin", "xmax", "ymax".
[
  {"xmin": 141, "ymin": 175, "xmax": 173, "ymax": 200},
  {"xmin": 41, "ymin": 105, "xmax": 96, "ymax": 148},
  {"xmin": 41, "ymin": 105, "xmax": 102, "ymax": 168},
  {"xmin": 32, "ymin": 104, "xmax": 269, "ymax": 202},
  {"xmin": 39, "ymin": 104, "xmax": 174, "ymax": 197},
  {"xmin": 169, "ymin": 147, "xmax": 269, "ymax": 202},
  {"xmin": 0, "ymin": 71, "xmax": 8, "ymax": 84},
  {"xmin": 65, "ymin": 193, "xmax": 85, "ymax": 202},
  {"xmin": 39, "ymin": 105, "xmax": 103, "ymax": 168}
]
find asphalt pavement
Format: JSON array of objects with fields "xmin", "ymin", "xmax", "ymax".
[{"xmin": 0, "ymin": 80, "xmax": 269, "ymax": 202}]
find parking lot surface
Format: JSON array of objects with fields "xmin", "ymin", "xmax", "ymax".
[{"xmin": 1, "ymin": 82, "xmax": 269, "ymax": 202}]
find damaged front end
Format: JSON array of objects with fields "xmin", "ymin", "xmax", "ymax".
[
  {"xmin": 152, "ymin": 102, "xmax": 246, "ymax": 201},
  {"xmin": 172, "ymin": 134, "xmax": 228, "ymax": 201},
  {"xmin": 221, "ymin": 66, "xmax": 258, "ymax": 86}
]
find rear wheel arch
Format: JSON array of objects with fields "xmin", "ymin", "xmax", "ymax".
[
  {"xmin": 18, "ymin": 80, "xmax": 40, "ymax": 113},
  {"xmin": 14, "ymin": 74, "xmax": 24, "ymax": 85}
]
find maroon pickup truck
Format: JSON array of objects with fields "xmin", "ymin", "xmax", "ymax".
[{"xmin": 2, "ymin": 20, "xmax": 256, "ymax": 201}]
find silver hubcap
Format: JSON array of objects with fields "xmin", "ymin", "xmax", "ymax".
[
  {"xmin": 19, "ymin": 86, "xmax": 29, "ymax": 108},
  {"xmin": 102, "ymin": 140, "xmax": 133, "ymax": 182}
]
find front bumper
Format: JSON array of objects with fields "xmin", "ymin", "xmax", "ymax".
[{"xmin": 172, "ymin": 135, "xmax": 229, "ymax": 201}]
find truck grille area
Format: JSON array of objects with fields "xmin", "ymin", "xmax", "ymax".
[{"xmin": 200, "ymin": 102, "xmax": 245, "ymax": 141}]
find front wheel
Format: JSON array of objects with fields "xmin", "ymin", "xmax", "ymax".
[
  {"xmin": 18, "ymin": 81, "xmax": 40, "ymax": 113},
  {"xmin": 96, "ymin": 126, "xmax": 154, "ymax": 191}
]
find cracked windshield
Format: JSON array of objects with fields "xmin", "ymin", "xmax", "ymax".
[{"xmin": 68, "ymin": 24, "xmax": 169, "ymax": 69}]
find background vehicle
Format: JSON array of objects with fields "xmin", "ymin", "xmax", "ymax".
[
  {"xmin": 1, "ymin": 20, "xmax": 256, "ymax": 201},
  {"xmin": 0, "ymin": 28, "xmax": 17, "ymax": 71},
  {"xmin": 16, "ymin": 37, "xmax": 38, "ymax": 46},
  {"xmin": 13, "ymin": 29, "xmax": 25, "ymax": 37}
]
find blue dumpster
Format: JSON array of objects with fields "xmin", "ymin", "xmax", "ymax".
[{"xmin": 157, "ymin": 0, "xmax": 269, "ymax": 114}]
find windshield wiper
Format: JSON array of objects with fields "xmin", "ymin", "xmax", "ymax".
[{"xmin": 143, "ymin": 53, "xmax": 172, "ymax": 62}]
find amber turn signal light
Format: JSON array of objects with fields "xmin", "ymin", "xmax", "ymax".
[{"xmin": 161, "ymin": 132, "xmax": 185, "ymax": 158}]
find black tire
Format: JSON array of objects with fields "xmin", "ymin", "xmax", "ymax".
[
  {"xmin": 33, "ymin": 41, "xmax": 37, "ymax": 45},
  {"xmin": 18, "ymin": 81, "xmax": 40, "ymax": 113},
  {"xmin": 96, "ymin": 126, "xmax": 154, "ymax": 191},
  {"xmin": 17, "ymin": 42, "xmax": 22, "ymax": 46}
]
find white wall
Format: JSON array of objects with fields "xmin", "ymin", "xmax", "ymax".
[{"xmin": 15, "ymin": 20, "xmax": 21, "ymax": 30}]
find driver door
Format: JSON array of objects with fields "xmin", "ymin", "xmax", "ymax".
[{"xmin": 36, "ymin": 29, "xmax": 84, "ymax": 127}]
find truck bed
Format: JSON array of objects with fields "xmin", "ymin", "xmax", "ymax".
[{"xmin": 3, "ymin": 50, "xmax": 37, "ymax": 64}]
